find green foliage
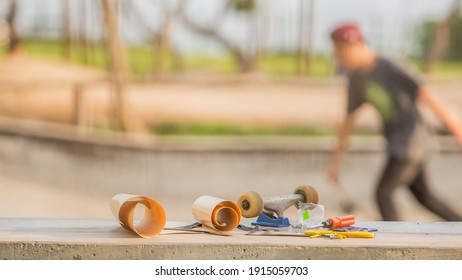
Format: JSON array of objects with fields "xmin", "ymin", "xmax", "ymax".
[
  {"xmin": 152, "ymin": 122, "xmax": 333, "ymax": 136},
  {"xmin": 230, "ymin": 0, "xmax": 256, "ymax": 12}
]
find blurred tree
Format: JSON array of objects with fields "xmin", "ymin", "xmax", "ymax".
[
  {"xmin": 305, "ymin": 0, "xmax": 315, "ymax": 74},
  {"xmin": 182, "ymin": 0, "xmax": 259, "ymax": 73},
  {"xmin": 229, "ymin": 0, "xmax": 259, "ymax": 72},
  {"xmin": 79, "ymin": 0, "xmax": 90, "ymax": 64},
  {"xmin": 0, "ymin": 21, "xmax": 9, "ymax": 46},
  {"xmin": 422, "ymin": 0, "xmax": 461, "ymax": 72},
  {"xmin": 101, "ymin": 0, "xmax": 129, "ymax": 131},
  {"xmin": 297, "ymin": 0, "xmax": 315, "ymax": 75},
  {"xmin": 415, "ymin": 7, "xmax": 462, "ymax": 63},
  {"xmin": 230, "ymin": 0, "xmax": 256, "ymax": 12},
  {"xmin": 122, "ymin": 0, "xmax": 185, "ymax": 76},
  {"xmin": 62, "ymin": 0, "xmax": 71, "ymax": 59},
  {"xmin": 447, "ymin": 13, "xmax": 462, "ymax": 61},
  {"xmin": 153, "ymin": 0, "xmax": 186, "ymax": 75},
  {"xmin": 297, "ymin": 0, "xmax": 306, "ymax": 75},
  {"xmin": 6, "ymin": 0, "xmax": 21, "ymax": 55},
  {"xmin": 414, "ymin": 21, "xmax": 437, "ymax": 60},
  {"xmin": 154, "ymin": 0, "xmax": 173, "ymax": 75}
]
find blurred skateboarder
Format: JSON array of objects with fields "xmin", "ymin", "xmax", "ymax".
[{"xmin": 326, "ymin": 23, "xmax": 462, "ymax": 221}]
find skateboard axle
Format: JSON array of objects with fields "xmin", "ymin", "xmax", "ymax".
[{"xmin": 263, "ymin": 194, "xmax": 304, "ymax": 218}]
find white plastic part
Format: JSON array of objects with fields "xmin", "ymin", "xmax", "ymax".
[{"xmin": 297, "ymin": 202, "xmax": 324, "ymax": 226}]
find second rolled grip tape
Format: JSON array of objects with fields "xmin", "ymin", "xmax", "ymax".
[
  {"xmin": 192, "ymin": 195, "xmax": 242, "ymax": 232},
  {"xmin": 110, "ymin": 194, "xmax": 242, "ymax": 238}
]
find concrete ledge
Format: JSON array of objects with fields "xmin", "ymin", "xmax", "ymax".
[{"xmin": 0, "ymin": 219, "xmax": 461, "ymax": 260}]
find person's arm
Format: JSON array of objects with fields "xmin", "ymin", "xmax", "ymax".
[
  {"xmin": 419, "ymin": 87, "xmax": 462, "ymax": 147},
  {"xmin": 326, "ymin": 112, "xmax": 357, "ymax": 183}
]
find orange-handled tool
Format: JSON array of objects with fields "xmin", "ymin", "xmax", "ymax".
[{"xmin": 306, "ymin": 215, "xmax": 355, "ymax": 230}]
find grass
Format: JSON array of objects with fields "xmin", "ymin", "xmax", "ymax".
[
  {"xmin": 182, "ymin": 55, "xmax": 238, "ymax": 74},
  {"xmin": 4, "ymin": 40, "xmax": 462, "ymax": 78},
  {"xmin": 152, "ymin": 122, "xmax": 336, "ymax": 136},
  {"xmin": 150, "ymin": 122, "xmax": 386, "ymax": 136},
  {"xmin": 1, "ymin": 40, "xmax": 339, "ymax": 77},
  {"xmin": 259, "ymin": 53, "xmax": 335, "ymax": 77},
  {"xmin": 413, "ymin": 60, "xmax": 462, "ymax": 75},
  {"xmin": 20, "ymin": 39, "xmax": 108, "ymax": 69}
]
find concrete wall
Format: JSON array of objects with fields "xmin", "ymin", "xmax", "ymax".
[{"xmin": 0, "ymin": 126, "xmax": 461, "ymax": 220}]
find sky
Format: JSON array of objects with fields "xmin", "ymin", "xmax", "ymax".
[{"xmin": 0, "ymin": 0, "xmax": 456, "ymax": 56}]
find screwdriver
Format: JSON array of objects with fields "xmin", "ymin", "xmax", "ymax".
[
  {"xmin": 304, "ymin": 229, "xmax": 375, "ymax": 239},
  {"xmin": 305, "ymin": 215, "xmax": 355, "ymax": 230}
]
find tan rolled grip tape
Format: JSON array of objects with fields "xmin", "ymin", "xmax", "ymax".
[
  {"xmin": 192, "ymin": 195, "xmax": 241, "ymax": 232},
  {"xmin": 110, "ymin": 194, "xmax": 166, "ymax": 238}
]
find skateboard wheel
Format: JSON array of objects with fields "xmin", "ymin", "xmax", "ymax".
[
  {"xmin": 237, "ymin": 191, "xmax": 264, "ymax": 218},
  {"xmin": 294, "ymin": 185, "xmax": 319, "ymax": 209}
]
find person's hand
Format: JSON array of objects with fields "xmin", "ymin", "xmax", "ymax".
[{"xmin": 326, "ymin": 159, "xmax": 341, "ymax": 184}]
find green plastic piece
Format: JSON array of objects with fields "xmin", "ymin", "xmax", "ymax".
[{"xmin": 303, "ymin": 211, "xmax": 310, "ymax": 220}]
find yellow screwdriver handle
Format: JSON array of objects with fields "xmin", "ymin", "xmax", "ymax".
[
  {"xmin": 304, "ymin": 230, "xmax": 375, "ymax": 239},
  {"xmin": 340, "ymin": 231, "xmax": 375, "ymax": 238},
  {"xmin": 304, "ymin": 230, "xmax": 333, "ymax": 236}
]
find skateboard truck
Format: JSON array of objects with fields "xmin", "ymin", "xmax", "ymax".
[{"xmin": 237, "ymin": 185, "xmax": 319, "ymax": 228}]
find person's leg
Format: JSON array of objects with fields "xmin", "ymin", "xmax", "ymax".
[
  {"xmin": 409, "ymin": 166, "xmax": 462, "ymax": 221},
  {"xmin": 375, "ymin": 159, "xmax": 419, "ymax": 221}
]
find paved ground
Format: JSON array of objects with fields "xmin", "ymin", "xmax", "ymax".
[{"xmin": 0, "ymin": 175, "xmax": 108, "ymax": 218}]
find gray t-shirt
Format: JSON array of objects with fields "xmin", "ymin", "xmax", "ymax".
[{"xmin": 347, "ymin": 57, "xmax": 431, "ymax": 163}]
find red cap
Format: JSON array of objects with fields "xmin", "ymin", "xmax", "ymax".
[{"xmin": 330, "ymin": 23, "xmax": 363, "ymax": 43}]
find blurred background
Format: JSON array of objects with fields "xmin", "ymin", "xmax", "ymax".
[{"xmin": 0, "ymin": 0, "xmax": 461, "ymax": 221}]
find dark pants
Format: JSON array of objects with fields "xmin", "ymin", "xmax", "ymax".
[{"xmin": 376, "ymin": 158, "xmax": 462, "ymax": 221}]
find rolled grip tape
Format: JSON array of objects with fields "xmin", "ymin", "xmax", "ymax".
[{"xmin": 110, "ymin": 194, "xmax": 166, "ymax": 238}]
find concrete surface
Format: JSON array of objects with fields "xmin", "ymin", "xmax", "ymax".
[{"xmin": 0, "ymin": 218, "xmax": 461, "ymax": 260}]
